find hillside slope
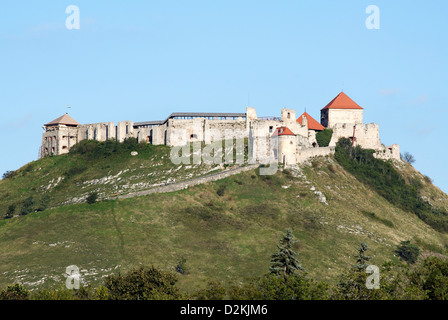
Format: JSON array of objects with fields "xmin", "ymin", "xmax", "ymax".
[{"xmin": 0, "ymin": 144, "xmax": 447, "ymax": 293}]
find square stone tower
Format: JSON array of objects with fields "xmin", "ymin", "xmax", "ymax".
[
  {"xmin": 320, "ymin": 92, "xmax": 363, "ymax": 128},
  {"xmin": 41, "ymin": 113, "xmax": 80, "ymax": 157}
]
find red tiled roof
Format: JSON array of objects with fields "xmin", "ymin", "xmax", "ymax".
[
  {"xmin": 44, "ymin": 113, "xmax": 80, "ymax": 126},
  {"xmin": 297, "ymin": 112, "xmax": 325, "ymax": 131},
  {"xmin": 321, "ymin": 92, "xmax": 363, "ymax": 110},
  {"xmin": 272, "ymin": 126, "xmax": 295, "ymax": 136}
]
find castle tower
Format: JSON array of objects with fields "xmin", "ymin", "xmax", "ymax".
[
  {"xmin": 41, "ymin": 113, "xmax": 80, "ymax": 157},
  {"xmin": 272, "ymin": 126, "xmax": 296, "ymax": 166},
  {"xmin": 320, "ymin": 92, "xmax": 363, "ymax": 128}
]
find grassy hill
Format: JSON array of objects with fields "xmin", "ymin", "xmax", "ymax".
[{"xmin": 0, "ymin": 140, "xmax": 447, "ymax": 294}]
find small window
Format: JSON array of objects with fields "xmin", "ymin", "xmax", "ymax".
[
  {"xmin": 269, "ymin": 126, "xmax": 273, "ymax": 133},
  {"xmin": 287, "ymin": 112, "xmax": 291, "ymax": 119},
  {"xmin": 190, "ymin": 134, "xmax": 198, "ymax": 139}
]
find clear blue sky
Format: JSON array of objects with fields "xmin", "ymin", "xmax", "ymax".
[{"xmin": 1, "ymin": 1, "xmax": 447, "ymax": 193}]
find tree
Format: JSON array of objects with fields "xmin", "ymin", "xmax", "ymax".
[
  {"xmin": 336, "ymin": 242, "xmax": 382, "ymax": 300},
  {"xmin": 410, "ymin": 256, "xmax": 448, "ymax": 300},
  {"xmin": 269, "ymin": 229, "xmax": 305, "ymax": 277},
  {"xmin": 402, "ymin": 152, "xmax": 416, "ymax": 164},
  {"xmin": 353, "ymin": 242, "xmax": 372, "ymax": 271}
]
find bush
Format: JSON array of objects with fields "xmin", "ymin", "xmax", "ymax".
[
  {"xmin": 20, "ymin": 196, "xmax": 35, "ymax": 216},
  {"xmin": 70, "ymin": 137, "xmax": 150, "ymax": 160},
  {"xmin": 0, "ymin": 283, "xmax": 30, "ymax": 300},
  {"xmin": 176, "ymin": 257, "xmax": 188, "ymax": 275},
  {"xmin": 5, "ymin": 204, "xmax": 16, "ymax": 219},
  {"xmin": 2, "ymin": 171, "xmax": 16, "ymax": 180},
  {"xmin": 315, "ymin": 129, "xmax": 333, "ymax": 147},
  {"xmin": 86, "ymin": 192, "xmax": 98, "ymax": 204},
  {"xmin": 395, "ymin": 241, "xmax": 420, "ymax": 264},
  {"xmin": 216, "ymin": 184, "xmax": 226, "ymax": 197},
  {"xmin": 104, "ymin": 266, "xmax": 181, "ymax": 300},
  {"xmin": 64, "ymin": 164, "xmax": 88, "ymax": 179},
  {"xmin": 411, "ymin": 257, "xmax": 448, "ymax": 300},
  {"xmin": 228, "ymin": 274, "xmax": 329, "ymax": 300}
]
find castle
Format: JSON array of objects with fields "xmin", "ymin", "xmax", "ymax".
[{"xmin": 40, "ymin": 92, "xmax": 400, "ymax": 165}]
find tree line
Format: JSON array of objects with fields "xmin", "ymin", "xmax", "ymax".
[{"xmin": 1, "ymin": 230, "xmax": 447, "ymax": 300}]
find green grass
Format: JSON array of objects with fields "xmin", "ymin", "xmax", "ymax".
[{"xmin": 1, "ymin": 142, "xmax": 448, "ymax": 294}]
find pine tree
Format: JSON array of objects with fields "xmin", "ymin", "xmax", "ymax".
[
  {"xmin": 353, "ymin": 242, "xmax": 372, "ymax": 271},
  {"xmin": 336, "ymin": 242, "xmax": 380, "ymax": 300},
  {"xmin": 269, "ymin": 229, "xmax": 305, "ymax": 277}
]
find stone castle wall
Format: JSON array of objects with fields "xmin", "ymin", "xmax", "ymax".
[{"xmin": 40, "ymin": 106, "xmax": 401, "ymax": 164}]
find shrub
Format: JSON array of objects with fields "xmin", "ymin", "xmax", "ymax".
[
  {"xmin": 2, "ymin": 171, "xmax": 16, "ymax": 180},
  {"xmin": 20, "ymin": 196, "xmax": 35, "ymax": 216},
  {"xmin": 216, "ymin": 184, "xmax": 226, "ymax": 197},
  {"xmin": 424, "ymin": 175, "xmax": 433, "ymax": 184},
  {"xmin": 104, "ymin": 266, "xmax": 181, "ymax": 300},
  {"xmin": 411, "ymin": 256, "xmax": 448, "ymax": 300},
  {"xmin": 315, "ymin": 129, "xmax": 333, "ymax": 147},
  {"xmin": 0, "ymin": 283, "xmax": 30, "ymax": 300},
  {"xmin": 86, "ymin": 192, "xmax": 98, "ymax": 204},
  {"xmin": 64, "ymin": 164, "xmax": 88, "ymax": 179},
  {"xmin": 176, "ymin": 257, "xmax": 188, "ymax": 275},
  {"xmin": 5, "ymin": 204, "xmax": 16, "ymax": 219},
  {"xmin": 228, "ymin": 274, "xmax": 329, "ymax": 300},
  {"xmin": 395, "ymin": 241, "xmax": 420, "ymax": 264},
  {"xmin": 70, "ymin": 137, "xmax": 151, "ymax": 160}
]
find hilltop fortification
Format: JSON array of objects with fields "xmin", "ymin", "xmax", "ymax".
[{"xmin": 40, "ymin": 92, "xmax": 400, "ymax": 165}]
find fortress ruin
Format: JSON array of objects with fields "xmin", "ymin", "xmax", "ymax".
[{"xmin": 40, "ymin": 92, "xmax": 400, "ymax": 165}]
